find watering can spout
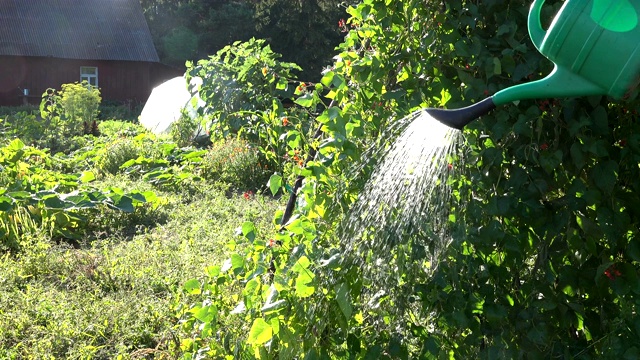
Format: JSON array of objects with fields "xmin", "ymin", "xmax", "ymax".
[
  {"xmin": 427, "ymin": 98, "xmax": 496, "ymax": 130},
  {"xmin": 492, "ymin": 65, "xmax": 605, "ymax": 106},
  {"xmin": 428, "ymin": 66, "xmax": 606, "ymax": 129}
]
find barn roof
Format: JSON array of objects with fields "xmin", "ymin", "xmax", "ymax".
[{"xmin": 0, "ymin": 0, "xmax": 159, "ymax": 62}]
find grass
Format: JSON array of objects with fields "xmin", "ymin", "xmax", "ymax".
[{"xmin": 0, "ymin": 158, "xmax": 283, "ymax": 358}]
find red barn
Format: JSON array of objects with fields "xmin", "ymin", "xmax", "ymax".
[{"xmin": 0, "ymin": 0, "xmax": 182, "ymax": 106}]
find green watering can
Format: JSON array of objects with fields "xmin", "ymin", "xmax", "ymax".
[{"xmin": 432, "ymin": 0, "xmax": 640, "ymax": 129}]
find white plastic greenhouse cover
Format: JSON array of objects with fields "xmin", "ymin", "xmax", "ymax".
[{"xmin": 139, "ymin": 76, "xmax": 203, "ymax": 134}]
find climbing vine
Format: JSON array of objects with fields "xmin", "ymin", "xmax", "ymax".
[{"xmin": 176, "ymin": 0, "xmax": 640, "ymax": 358}]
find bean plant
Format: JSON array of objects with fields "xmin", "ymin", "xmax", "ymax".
[{"xmin": 176, "ymin": 0, "xmax": 640, "ymax": 358}]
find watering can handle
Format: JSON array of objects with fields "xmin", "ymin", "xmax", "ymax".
[{"xmin": 528, "ymin": 0, "xmax": 547, "ymax": 51}]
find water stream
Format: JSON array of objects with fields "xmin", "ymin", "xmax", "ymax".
[{"xmin": 335, "ymin": 109, "xmax": 462, "ymax": 330}]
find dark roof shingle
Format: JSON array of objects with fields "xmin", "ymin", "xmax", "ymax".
[{"xmin": 0, "ymin": 0, "xmax": 159, "ymax": 62}]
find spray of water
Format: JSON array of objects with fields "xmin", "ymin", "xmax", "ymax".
[{"xmin": 334, "ymin": 109, "xmax": 462, "ymax": 333}]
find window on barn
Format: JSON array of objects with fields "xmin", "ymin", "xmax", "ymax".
[{"xmin": 80, "ymin": 66, "xmax": 98, "ymax": 87}]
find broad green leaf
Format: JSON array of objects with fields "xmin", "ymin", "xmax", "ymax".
[
  {"xmin": 231, "ymin": 253, "xmax": 244, "ymax": 272},
  {"xmin": 129, "ymin": 192, "xmax": 148, "ymax": 203},
  {"xmin": 193, "ymin": 304, "xmax": 217, "ymax": 323},
  {"xmin": 247, "ymin": 318, "xmax": 272, "ymax": 345},
  {"xmin": 286, "ymin": 130, "xmax": 302, "ymax": 149},
  {"xmin": 294, "ymin": 93, "xmax": 315, "ymax": 107},
  {"xmin": 295, "ymin": 271, "xmax": 315, "ymax": 298},
  {"xmin": 291, "ymin": 256, "xmax": 311, "ymax": 273},
  {"xmin": 8, "ymin": 138, "xmax": 25, "ymax": 151},
  {"xmin": 79, "ymin": 171, "xmax": 95, "ymax": 183},
  {"xmin": 591, "ymin": 160, "xmax": 618, "ymax": 194},
  {"xmin": 183, "ymin": 278, "xmax": 201, "ymax": 295},
  {"xmin": 0, "ymin": 196, "xmax": 13, "ymax": 211},
  {"xmin": 268, "ymin": 173, "xmax": 283, "ymax": 196},
  {"xmin": 241, "ymin": 221, "xmax": 256, "ymax": 242},
  {"xmin": 493, "ymin": 57, "xmax": 502, "ymax": 75},
  {"xmin": 335, "ymin": 283, "xmax": 352, "ymax": 319},
  {"xmin": 206, "ymin": 265, "xmax": 221, "ymax": 278},
  {"xmin": 43, "ymin": 196, "xmax": 72, "ymax": 209},
  {"xmin": 182, "ymin": 150, "xmax": 207, "ymax": 160},
  {"xmin": 320, "ymin": 71, "xmax": 335, "ymax": 87},
  {"xmin": 140, "ymin": 191, "xmax": 158, "ymax": 203},
  {"xmin": 113, "ymin": 195, "xmax": 134, "ymax": 213}
]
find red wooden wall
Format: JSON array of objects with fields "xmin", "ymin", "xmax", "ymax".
[{"xmin": 0, "ymin": 56, "xmax": 182, "ymax": 106}]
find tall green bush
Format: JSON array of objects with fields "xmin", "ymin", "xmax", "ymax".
[
  {"xmin": 186, "ymin": 38, "xmax": 312, "ymax": 175},
  {"xmin": 41, "ymin": 81, "xmax": 101, "ymax": 137},
  {"xmin": 59, "ymin": 81, "xmax": 102, "ymax": 133}
]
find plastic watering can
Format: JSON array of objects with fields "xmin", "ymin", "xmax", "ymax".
[{"xmin": 431, "ymin": 0, "xmax": 640, "ymax": 129}]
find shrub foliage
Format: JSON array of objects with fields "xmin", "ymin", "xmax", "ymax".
[{"xmin": 176, "ymin": 0, "xmax": 640, "ymax": 358}]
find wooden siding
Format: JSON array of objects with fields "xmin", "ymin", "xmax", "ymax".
[{"xmin": 0, "ymin": 56, "xmax": 182, "ymax": 106}]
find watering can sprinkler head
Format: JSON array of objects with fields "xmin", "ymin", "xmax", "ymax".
[
  {"xmin": 427, "ymin": 97, "xmax": 497, "ymax": 130},
  {"xmin": 431, "ymin": 0, "xmax": 640, "ymax": 130}
]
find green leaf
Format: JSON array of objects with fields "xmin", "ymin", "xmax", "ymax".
[
  {"xmin": 43, "ymin": 196, "xmax": 72, "ymax": 209},
  {"xmin": 570, "ymin": 143, "xmax": 585, "ymax": 170},
  {"xmin": 193, "ymin": 304, "xmax": 217, "ymax": 323},
  {"xmin": 493, "ymin": 57, "xmax": 502, "ymax": 75},
  {"xmin": 241, "ymin": 221, "xmax": 256, "ymax": 242},
  {"xmin": 8, "ymin": 138, "xmax": 25, "ymax": 151},
  {"xmin": 291, "ymin": 256, "xmax": 311, "ymax": 273},
  {"xmin": 0, "ymin": 196, "xmax": 14, "ymax": 211},
  {"xmin": 113, "ymin": 195, "xmax": 134, "ymax": 213},
  {"xmin": 231, "ymin": 253, "xmax": 244, "ymax": 273},
  {"xmin": 335, "ymin": 283, "xmax": 352, "ymax": 319},
  {"xmin": 247, "ymin": 318, "xmax": 273, "ymax": 345},
  {"xmin": 268, "ymin": 173, "xmax": 283, "ymax": 196},
  {"xmin": 8, "ymin": 191, "xmax": 31, "ymax": 199},
  {"xmin": 591, "ymin": 160, "xmax": 618, "ymax": 194},
  {"xmin": 438, "ymin": 88, "xmax": 451, "ymax": 107},
  {"xmin": 294, "ymin": 93, "xmax": 315, "ymax": 107},
  {"xmin": 295, "ymin": 271, "xmax": 315, "ymax": 298},
  {"xmin": 183, "ymin": 278, "xmax": 201, "ymax": 295},
  {"xmin": 79, "ymin": 171, "xmax": 95, "ymax": 183},
  {"xmin": 320, "ymin": 71, "xmax": 335, "ymax": 87},
  {"xmin": 205, "ymin": 265, "xmax": 221, "ymax": 279},
  {"xmin": 485, "ymin": 304, "xmax": 507, "ymax": 322},
  {"xmin": 276, "ymin": 78, "xmax": 288, "ymax": 90}
]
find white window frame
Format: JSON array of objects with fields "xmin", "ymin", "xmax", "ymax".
[{"xmin": 80, "ymin": 66, "xmax": 98, "ymax": 87}]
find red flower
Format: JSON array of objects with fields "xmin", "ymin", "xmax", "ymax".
[
  {"xmin": 243, "ymin": 191, "xmax": 253, "ymax": 200},
  {"xmin": 282, "ymin": 117, "xmax": 290, "ymax": 126},
  {"xmin": 447, "ymin": 163, "xmax": 453, "ymax": 170},
  {"xmin": 604, "ymin": 265, "xmax": 622, "ymax": 280},
  {"xmin": 267, "ymin": 239, "xmax": 276, "ymax": 247},
  {"xmin": 338, "ymin": 18, "xmax": 348, "ymax": 32},
  {"xmin": 540, "ymin": 143, "xmax": 549, "ymax": 151}
]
